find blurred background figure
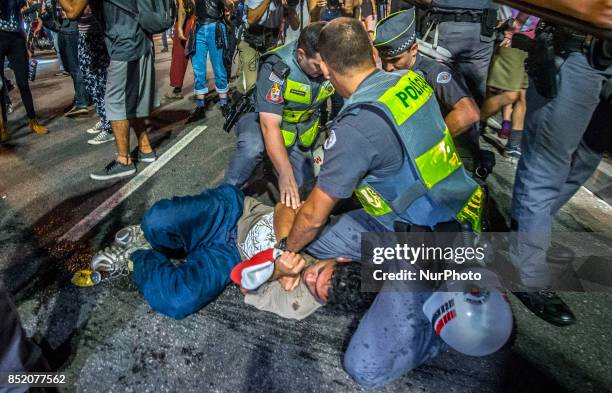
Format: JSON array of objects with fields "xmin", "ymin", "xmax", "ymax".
[
  {"xmin": 0, "ymin": 0, "xmax": 49, "ymax": 136},
  {"xmin": 165, "ymin": 0, "xmax": 196, "ymax": 101}
]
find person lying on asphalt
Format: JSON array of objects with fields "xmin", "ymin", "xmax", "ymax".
[{"xmin": 90, "ymin": 184, "xmax": 372, "ymax": 320}]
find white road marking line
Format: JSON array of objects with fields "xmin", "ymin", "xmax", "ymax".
[{"xmin": 60, "ymin": 125, "xmax": 208, "ymax": 242}]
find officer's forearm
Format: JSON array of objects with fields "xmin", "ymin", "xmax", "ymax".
[
  {"xmin": 260, "ymin": 120, "xmax": 294, "ymax": 176},
  {"xmin": 286, "ymin": 187, "xmax": 337, "ymax": 252},
  {"xmin": 273, "ymin": 203, "xmax": 299, "ymax": 242},
  {"xmin": 445, "ymin": 97, "xmax": 480, "ymax": 137},
  {"xmin": 286, "ymin": 200, "xmax": 324, "ymax": 252}
]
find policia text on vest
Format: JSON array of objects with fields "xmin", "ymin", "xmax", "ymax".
[{"xmin": 342, "ymin": 70, "xmax": 484, "ymax": 232}]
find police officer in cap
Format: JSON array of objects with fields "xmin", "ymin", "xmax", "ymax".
[
  {"xmin": 373, "ymin": 9, "xmax": 480, "ymax": 143},
  {"xmin": 273, "ymin": 18, "xmax": 483, "ymax": 387},
  {"xmin": 224, "ymin": 22, "xmax": 334, "ymax": 209}
]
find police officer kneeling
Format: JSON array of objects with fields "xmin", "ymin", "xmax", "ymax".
[
  {"xmin": 224, "ymin": 22, "xmax": 334, "ymax": 208},
  {"xmin": 276, "ymin": 18, "xmax": 484, "ymax": 388}
]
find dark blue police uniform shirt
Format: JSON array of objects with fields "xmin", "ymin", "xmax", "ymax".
[
  {"xmin": 413, "ymin": 54, "xmax": 471, "ymax": 117},
  {"xmin": 317, "ymin": 72, "xmax": 403, "ymax": 199},
  {"xmin": 254, "ymin": 61, "xmax": 285, "ymax": 116}
]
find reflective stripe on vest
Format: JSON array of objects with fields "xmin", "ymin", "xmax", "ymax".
[
  {"xmin": 281, "ymin": 118, "xmax": 320, "ymax": 148},
  {"xmin": 282, "ymin": 108, "xmax": 315, "ymax": 123},
  {"xmin": 377, "ymin": 71, "xmax": 433, "ymax": 125},
  {"xmin": 355, "ymin": 184, "xmax": 393, "ymax": 216},
  {"xmin": 284, "ymin": 79, "xmax": 311, "ymax": 105},
  {"xmin": 315, "ymin": 81, "xmax": 335, "ymax": 103},
  {"xmin": 282, "ymin": 129, "xmax": 297, "ymax": 147},
  {"xmin": 415, "ymin": 128, "xmax": 462, "ymax": 189},
  {"xmin": 456, "ymin": 186, "xmax": 483, "ymax": 232},
  {"xmin": 299, "ymin": 118, "xmax": 319, "ymax": 148},
  {"xmin": 343, "ymin": 70, "xmax": 482, "ymax": 232}
]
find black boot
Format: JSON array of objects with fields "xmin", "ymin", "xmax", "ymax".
[
  {"xmin": 514, "ymin": 289, "xmax": 576, "ymax": 326},
  {"xmin": 187, "ymin": 106, "xmax": 207, "ymax": 123},
  {"xmin": 220, "ymin": 104, "xmax": 231, "ymax": 120}
]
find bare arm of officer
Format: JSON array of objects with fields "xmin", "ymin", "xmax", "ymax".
[
  {"xmin": 273, "ymin": 203, "xmax": 299, "ymax": 241},
  {"xmin": 58, "ymin": 0, "xmax": 88, "ymax": 19},
  {"xmin": 286, "ymin": 186, "xmax": 338, "ymax": 252},
  {"xmin": 272, "ymin": 203, "xmax": 305, "ymax": 290},
  {"xmin": 247, "ymin": 0, "xmax": 273, "ymax": 25},
  {"xmin": 259, "ymin": 112, "xmax": 302, "ymax": 210},
  {"xmin": 522, "ymin": 0, "xmax": 612, "ymax": 29},
  {"xmin": 445, "ymin": 97, "xmax": 480, "ymax": 137}
]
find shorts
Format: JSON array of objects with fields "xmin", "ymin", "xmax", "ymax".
[
  {"xmin": 105, "ymin": 50, "xmax": 160, "ymax": 121},
  {"xmin": 487, "ymin": 46, "xmax": 529, "ymax": 91}
]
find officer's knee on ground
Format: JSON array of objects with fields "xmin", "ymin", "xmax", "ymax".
[{"xmin": 343, "ymin": 350, "xmax": 404, "ymax": 389}]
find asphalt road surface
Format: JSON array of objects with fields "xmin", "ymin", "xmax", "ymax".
[{"xmin": 1, "ymin": 39, "xmax": 611, "ymax": 393}]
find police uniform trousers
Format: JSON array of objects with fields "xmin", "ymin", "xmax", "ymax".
[
  {"xmin": 306, "ymin": 209, "xmax": 447, "ymax": 388},
  {"xmin": 223, "ymin": 112, "xmax": 316, "ymax": 190},
  {"xmin": 437, "ymin": 21, "xmax": 495, "ymax": 169},
  {"xmin": 510, "ymin": 52, "xmax": 612, "ymax": 288},
  {"xmin": 437, "ymin": 21, "xmax": 494, "ymax": 104}
]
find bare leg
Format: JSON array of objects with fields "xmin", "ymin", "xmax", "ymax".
[
  {"xmin": 131, "ymin": 118, "xmax": 153, "ymax": 154},
  {"xmin": 502, "ymin": 104, "xmax": 513, "ymax": 123},
  {"xmin": 480, "ymin": 89, "xmax": 520, "ymax": 120},
  {"xmin": 111, "ymin": 119, "xmax": 132, "ymax": 165},
  {"xmin": 511, "ymin": 89, "xmax": 527, "ymax": 131}
]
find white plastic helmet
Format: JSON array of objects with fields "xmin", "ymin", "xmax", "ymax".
[{"xmin": 422, "ymin": 268, "xmax": 513, "ymax": 357}]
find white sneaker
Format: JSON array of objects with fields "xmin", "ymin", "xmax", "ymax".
[
  {"xmin": 91, "ymin": 228, "xmax": 150, "ymax": 274},
  {"xmin": 88, "ymin": 130, "xmax": 115, "ymax": 145},
  {"xmin": 91, "ymin": 244, "xmax": 132, "ymax": 274},
  {"xmin": 87, "ymin": 121, "xmax": 103, "ymax": 134},
  {"xmin": 114, "ymin": 225, "xmax": 148, "ymax": 248}
]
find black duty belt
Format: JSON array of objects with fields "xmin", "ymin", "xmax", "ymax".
[{"xmin": 430, "ymin": 11, "xmax": 483, "ymax": 23}]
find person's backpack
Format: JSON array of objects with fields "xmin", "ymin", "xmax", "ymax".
[{"xmin": 108, "ymin": 0, "xmax": 177, "ymax": 35}]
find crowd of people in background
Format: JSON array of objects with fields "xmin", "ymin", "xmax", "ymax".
[{"xmin": 0, "ymin": 0, "xmax": 539, "ymax": 160}]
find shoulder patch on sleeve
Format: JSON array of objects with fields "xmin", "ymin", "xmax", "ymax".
[
  {"xmin": 436, "ymin": 71, "xmax": 452, "ymax": 84},
  {"xmin": 266, "ymin": 83, "xmax": 283, "ymax": 103},
  {"xmin": 324, "ymin": 129, "xmax": 337, "ymax": 150}
]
